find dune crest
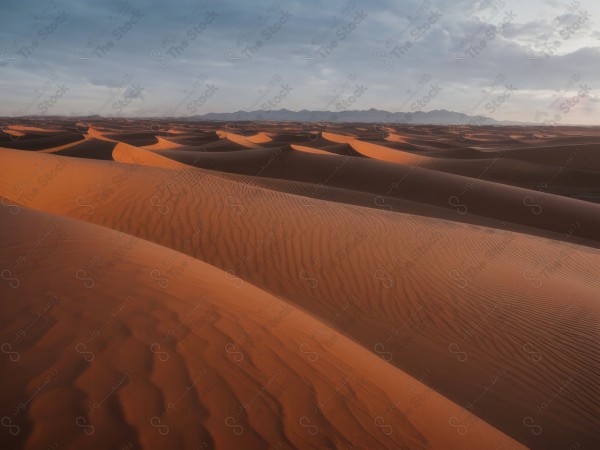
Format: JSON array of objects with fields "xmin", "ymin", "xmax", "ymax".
[
  {"xmin": 142, "ymin": 136, "xmax": 185, "ymax": 150},
  {"xmin": 215, "ymin": 130, "xmax": 268, "ymax": 148},
  {"xmin": 290, "ymin": 144, "xmax": 336, "ymax": 155},
  {"xmin": 112, "ymin": 142, "xmax": 187, "ymax": 169},
  {"xmin": 322, "ymin": 131, "xmax": 427, "ymax": 164}
]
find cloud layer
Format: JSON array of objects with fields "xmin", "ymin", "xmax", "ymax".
[{"xmin": 1, "ymin": 0, "xmax": 599, "ymax": 124}]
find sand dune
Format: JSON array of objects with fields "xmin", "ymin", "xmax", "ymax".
[
  {"xmin": 2, "ymin": 129, "xmax": 25, "ymax": 137},
  {"xmin": 489, "ymin": 143, "xmax": 600, "ymax": 172},
  {"xmin": 0, "ymin": 133, "xmax": 84, "ymax": 151},
  {"xmin": 5, "ymin": 125, "xmax": 65, "ymax": 134},
  {"xmin": 322, "ymin": 132, "xmax": 600, "ymax": 201},
  {"xmin": 215, "ymin": 131, "xmax": 264, "ymax": 148},
  {"xmin": 51, "ymin": 138, "xmax": 118, "ymax": 160},
  {"xmin": 290, "ymin": 144, "xmax": 337, "ymax": 155},
  {"xmin": 1, "ymin": 143, "xmax": 599, "ymax": 449},
  {"xmin": 126, "ymin": 142, "xmax": 600, "ymax": 247},
  {"xmin": 100, "ymin": 132, "xmax": 160, "ymax": 147},
  {"xmin": 322, "ymin": 131, "xmax": 425, "ymax": 164},
  {"xmin": 159, "ymin": 132, "xmax": 221, "ymax": 146},
  {"xmin": 0, "ymin": 205, "xmax": 523, "ymax": 449},
  {"xmin": 1, "ymin": 120, "xmax": 599, "ymax": 450},
  {"xmin": 113, "ymin": 142, "xmax": 187, "ymax": 169},
  {"xmin": 141, "ymin": 136, "xmax": 185, "ymax": 150},
  {"xmin": 384, "ymin": 133, "xmax": 409, "ymax": 143}
]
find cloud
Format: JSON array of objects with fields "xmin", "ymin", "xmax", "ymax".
[{"xmin": 0, "ymin": 0, "xmax": 598, "ymax": 124}]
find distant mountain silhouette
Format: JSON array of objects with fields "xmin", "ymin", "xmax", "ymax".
[{"xmin": 186, "ymin": 108, "xmax": 522, "ymax": 125}]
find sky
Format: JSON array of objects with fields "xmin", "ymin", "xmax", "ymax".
[{"xmin": 1, "ymin": 0, "xmax": 599, "ymax": 124}]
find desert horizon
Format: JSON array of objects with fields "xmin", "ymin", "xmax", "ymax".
[{"xmin": 1, "ymin": 1, "xmax": 600, "ymax": 449}]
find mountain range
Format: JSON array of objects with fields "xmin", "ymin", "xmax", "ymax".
[{"xmin": 186, "ymin": 108, "xmax": 523, "ymax": 125}]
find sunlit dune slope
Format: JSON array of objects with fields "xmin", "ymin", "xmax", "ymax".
[{"xmin": 0, "ymin": 205, "xmax": 524, "ymax": 450}]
